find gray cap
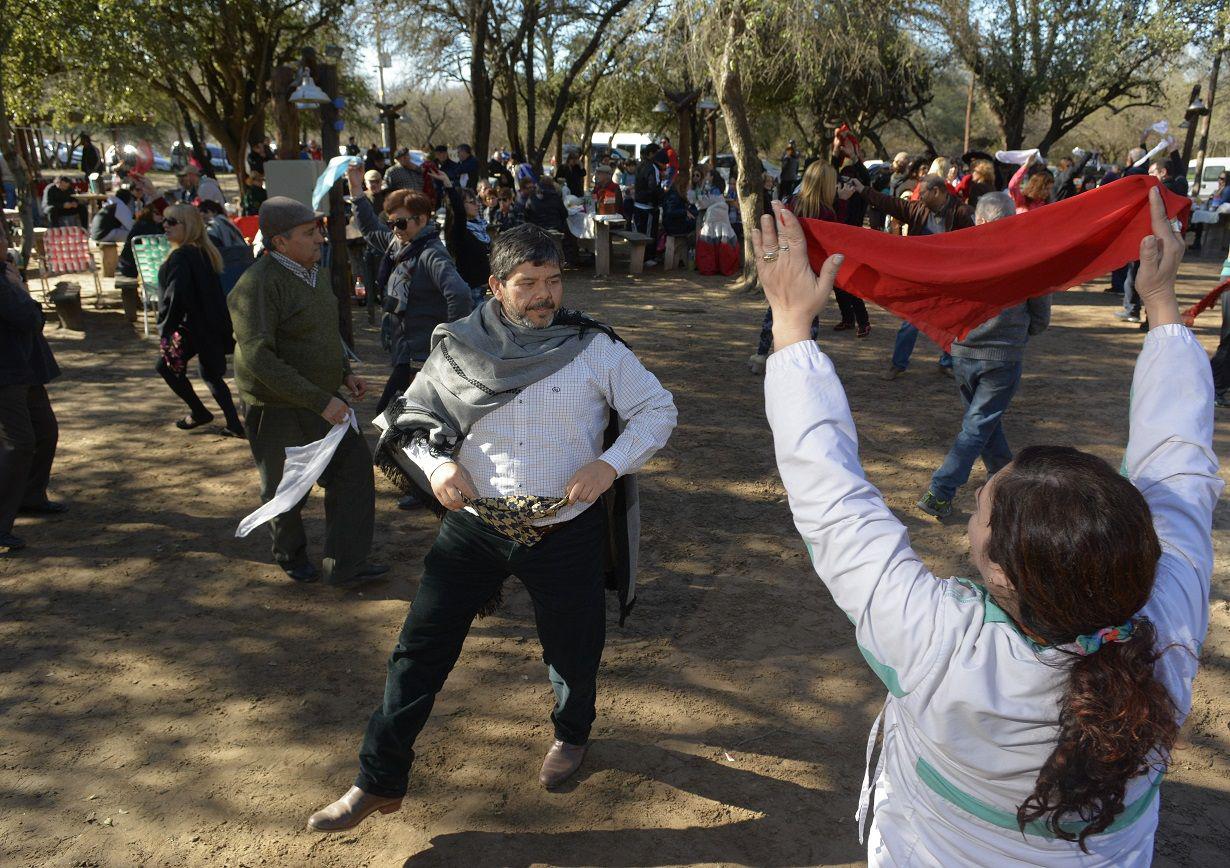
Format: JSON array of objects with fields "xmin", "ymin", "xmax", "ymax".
[{"xmin": 259, "ymin": 196, "xmax": 317, "ymax": 241}]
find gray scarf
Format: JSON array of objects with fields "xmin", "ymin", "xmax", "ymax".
[{"xmin": 374, "ymin": 299, "xmax": 618, "ymax": 508}]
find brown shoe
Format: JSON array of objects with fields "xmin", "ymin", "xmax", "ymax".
[
  {"xmin": 307, "ymin": 785, "xmax": 402, "ymax": 833},
  {"xmin": 539, "ymin": 739, "xmax": 588, "ymax": 789}
]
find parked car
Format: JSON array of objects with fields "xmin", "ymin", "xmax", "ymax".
[
  {"xmin": 121, "ymin": 143, "xmax": 172, "ymax": 172},
  {"xmin": 1188, "ymin": 157, "xmax": 1230, "ymax": 200},
  {"xmin": 171, "ymin": 141, "xmax": 234, "ymax": 173}
]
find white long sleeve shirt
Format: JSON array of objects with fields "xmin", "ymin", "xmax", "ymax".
[
  {"xmin": 409, "ymin": 332, "xmax": 677, "ymax": 525},
  {"xmin": 765, "ymin": 325, "xmax": 1220, "ymax": 866}
]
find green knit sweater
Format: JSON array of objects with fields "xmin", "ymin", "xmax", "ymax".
[{"xmin": 227, "ymin": 254, "xmax": 349, "ymax": 413}]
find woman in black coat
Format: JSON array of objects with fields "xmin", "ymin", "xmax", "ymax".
[
  {"xmin": 156, "ymin": 204, "xmax": 243, "ymax": 437},
  {"xmin": 429, "ymin": 168, "xmax": 491, "ymax": 306}
]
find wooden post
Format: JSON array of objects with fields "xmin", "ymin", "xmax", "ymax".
[{"xmin": 317, "ymin": 61, "xmax": 353, "ymax": 348}]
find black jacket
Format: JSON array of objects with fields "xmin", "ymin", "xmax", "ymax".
[
  {"xmin": 0, "ymin": 266, "xmax": 60, "ymax": 386},
  {"xmin": 118, "ymin": 219, "xmax": 163, "ymax": 279},
  {"xmin": 80, "ymin": 143, "xmax": 101, "ymax": 176},
  {"xmin": 525, "ymin": 186, "xmax": 571, "ymax": 233},
  {"xmin": 354, "ymin": 195, "xmax": 472, "ymax": 363},
  {"xmin": 42, "ymin": 184, "xmax": 79, "ymax": 224},
  {"xmin": 455, "ymin": 156, "xmax": 481, "ymax": 189},
  {"xmin": 156, "ymin": 245, "xmax": 235, "ymax": 350},
  {"xmin": 443, "ymin": 185, "xmax": 491, "ymax": 289},
  {"xmin": 634, "ymin": 161, "xmax": 663, "ymax": 208},
  {"xmin": 559, "ymin": 163, "xmax": 587, "ymax": 197}
]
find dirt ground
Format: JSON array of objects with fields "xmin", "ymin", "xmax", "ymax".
[{"xmin": 2, "ymin": 256, "xmax": 1228, "ymax": 868}]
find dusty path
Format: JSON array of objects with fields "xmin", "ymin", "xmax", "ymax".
[{"xmin": 1, "ymin": 260, "xmax": 1228, "ymax": 867}]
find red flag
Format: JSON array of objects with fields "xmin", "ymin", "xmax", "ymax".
[{"xmin": 799, "ymin": 176, "xmax": 1191, "ymax": 350}]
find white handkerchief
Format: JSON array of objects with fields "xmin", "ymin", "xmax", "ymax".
[{"xmin": 235, "ymin": 410, "xmax": 358, "ymax": 538}]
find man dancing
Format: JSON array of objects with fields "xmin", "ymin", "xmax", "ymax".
[{"xmin": 307, "ymin": 224, "xmax": 677, "ymax": 832}]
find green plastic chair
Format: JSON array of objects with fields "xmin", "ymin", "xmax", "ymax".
[{"xmin": 132, "ymin": 234, "xmax": 171, "ymax": 337}]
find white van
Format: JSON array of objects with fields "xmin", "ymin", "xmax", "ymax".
[
  {"xmin": 1187, "ymin": 157, "xmax": 1230, "ymax": 199},
  {"xmin": 591, "ymin": 132, "xmax": 654, "ymax": 161}
]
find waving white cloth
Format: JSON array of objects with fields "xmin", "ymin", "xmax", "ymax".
[
  {"xmin": 994, "ymin": 148, "xmax": 1039, "ymax": 165},
  {"xmin": 235, "ymin": 410, "xmax": 358, "ymax": 537},
  {"xmin": 1134, "ymin": 137, "xmax": 1175, "ymax": 167}
]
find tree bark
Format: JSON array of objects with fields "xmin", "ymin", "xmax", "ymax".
[
  {"xmin": 269, "ymin": 65, "xmax": 301, "ymax": 159},
  {"xmin": 469, "ymin": 0, "xmax": 493, "ymax": 161},
  {"xmin": 0, "ymin": 66, "xmax": 35, "ymax": 262},
  {"xmin": 710, "ymin": 7, "xmax": 764, "ymax": 291}
]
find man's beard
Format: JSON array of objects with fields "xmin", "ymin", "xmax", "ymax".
[{"xmin": 505, "ymin": 300, "xmax": 556, "ymax": 329}]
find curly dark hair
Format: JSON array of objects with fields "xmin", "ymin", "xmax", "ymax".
[{"xmin": 987, "ymin": 445, "xmax": 1179, "ymax": 850}]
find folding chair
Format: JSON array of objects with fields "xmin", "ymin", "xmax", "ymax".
[
  {"xmin": 39, "ymin": 226, "xmax": 104, "ymax": 307},
  {"xmin": 132, "ymin": 235, "xmax": 171, "ymax": 337}
]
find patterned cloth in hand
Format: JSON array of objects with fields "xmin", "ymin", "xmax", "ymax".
[{"xmin": 466, "ymin": 494, "xmax": 570, "ymax": 545}]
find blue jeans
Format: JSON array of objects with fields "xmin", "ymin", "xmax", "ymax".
[
  {"xmin": 892, "ymin": 321, "xmax": 952, "ymax": 370},
  {"xmin": 928, "ymin": 357, "xmax": 1023, "ymax": 502}
]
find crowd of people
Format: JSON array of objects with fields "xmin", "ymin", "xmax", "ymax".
[{"xmin": 0, "ymin": 120, "xmax": 1223, "ymax": 868}]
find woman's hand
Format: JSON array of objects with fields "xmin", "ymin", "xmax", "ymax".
[
  {"xmin": 346, "ymin": 162, "xmax": 366, "ymax": 197},
  {"xmin": 1135, "ymin": 186, "xmax": 1184, "ymax": 327},
  {"xmin": 428, "ymin": 169, "xmax": 452, "ymax": 188},
  {"xmin": 752, "ymin": 201, "xmax": 843, "ymax": 350}
]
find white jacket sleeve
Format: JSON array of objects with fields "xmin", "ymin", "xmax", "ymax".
[
  {"xmin": 1127, "ymin": 324, "xmax": 1222, "ymax": 706},
  {"xmin": 766, "ymin": 340, "xmax": 948, "ymax": 697}
]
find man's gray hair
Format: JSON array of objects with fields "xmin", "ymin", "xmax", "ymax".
[
  {"xmin": 920, "ymin": 174, "xmax": 949, "ymax": 194},
  {"xmin": 975, "ymin": 191, "xmax": 1015, "ymax": 224},
  {"xmin": 489, "ymin": 223, "xmax": 563, "ymax": 282}
]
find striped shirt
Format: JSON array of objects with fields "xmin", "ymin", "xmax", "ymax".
[{"xmin": 407, "ymin": 333, "xmax": 676, "ymax": 525}]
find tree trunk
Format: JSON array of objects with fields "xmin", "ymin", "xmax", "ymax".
[
  {"xmin": 0, "ymin": 66, "xmax": 35, "ymax": 263},
  {"xmin": 710, "ymin": 9, "xmax": 764, "ymax": 291},
  {"xmin": 269, "ymin": 65, "xmax": 301, "ymax": 158},
  {"xmin": 469, "ymin": 1, "xmax": 492, "ymax": 161}
]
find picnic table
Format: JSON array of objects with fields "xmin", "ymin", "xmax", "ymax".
[{"xmin": 77, "ymin": 192, "xmax": 108, "ymax": 220}]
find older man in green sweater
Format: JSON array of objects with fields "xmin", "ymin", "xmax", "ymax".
[{"xmin": 228, "ymin": 197, "xmax": 387, "ymax": 587}]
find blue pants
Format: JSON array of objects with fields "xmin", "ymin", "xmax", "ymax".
[
  {"xmin": 892, "ymin": 321, "xmax": 952, "ymax": 370},
  {"xmin": 928, "ymin": 358, "xmax": 1023, "ymax": 501}
]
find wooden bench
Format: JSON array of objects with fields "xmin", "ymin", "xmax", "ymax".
[
  {"xmin": 98, "ymin": 240, "xmax": 120, "ymax": 277},
  {"xmin": 610, "ymin": 229, "xmax": 653, "ymax": 274},
  {"xmin": 663, "ymin": 234, "xmax": 690, "ymax": 271}
]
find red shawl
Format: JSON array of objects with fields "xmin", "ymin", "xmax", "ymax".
[{"xmin": 799, "ymin": 176, "xmax": 1191, "ymax": 350}]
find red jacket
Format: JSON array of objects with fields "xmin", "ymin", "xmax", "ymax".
[{"xmin": 664, "ymin": 145, "xmax": 679, "ymax": 172}]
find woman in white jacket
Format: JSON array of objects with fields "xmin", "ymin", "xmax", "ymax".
[{"xmin": 754, "ymin": 189, "xmax": 1218, "ymax": 866}]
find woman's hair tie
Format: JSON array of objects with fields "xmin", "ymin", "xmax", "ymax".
[{"xmin": 1074, "ymin": 619, "xmax": 1136, "ymax": 656}]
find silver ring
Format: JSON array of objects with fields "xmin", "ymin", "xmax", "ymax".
[
  {"xmin": 761, "ymin": 251, "xmax": 779, "ymax": 262},
  {"xmin": 778, "ymin": 244, "xmax": 790, "ymax": 251}
]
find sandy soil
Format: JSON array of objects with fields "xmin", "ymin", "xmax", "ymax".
[{"xmin": 1, "ymin": 257, "xmax": 1228, "ymax": 867}]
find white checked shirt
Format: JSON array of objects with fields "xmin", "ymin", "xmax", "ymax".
[{"xmin": 407, "ymin": 333, "xmax": 677, "ymax": 525}]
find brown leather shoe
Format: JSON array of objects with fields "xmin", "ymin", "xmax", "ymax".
[
  {"xmin": 539, "ymin": 739, "xmax": 589, "ymax": 789},
  {"xmin": 307, "ymin": 785, "xmax": 402, "ymax": 832}
]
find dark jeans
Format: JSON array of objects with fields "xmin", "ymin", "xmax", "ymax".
[
  {"xmin": 928, "ymin": 358, "xmax": 1023, "ymax": 501},
  {"xmin": 892, "ymin": 321, "xmax": 952, "ymax": 370},
  {"xmin": 156, "ymin": 342, "xmax": 242, "ymax": 431},
  {"xmin": 1212, "ymin": 331, "xmax": 1230, "ymax": 395},
  {"xmin": 376, "ymin": 363, "xmax": 415, "ymax": 414},
  {"xmin": 757, "ymin": 307, "xmax": 819, "ymax": 356},
  {"xmin": 834, "ymin": 289, "xmax": 869, "ymax": 328},
  {"xmin": 633, "ymin": 207, "xmax": 657, "ymax": 244},
  {"xmin": 356, "ymin": 505, "xmax": 608, "ymax": 798},
  {"xmin": 243, "ymin": 403, "xmax": 375, "ymax": 582},
  {"xmin": 0, "ymin": 384, "xmax": 58, "ymax": 535}
]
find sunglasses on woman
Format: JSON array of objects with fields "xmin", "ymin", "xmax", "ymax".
[
  {"xmin": 163, "ymin": 217, "xmax": 180, "ymax": 227},
  {"xmin": 389, "ymin": 217, "xmax": 410, "ymax": 230}
]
